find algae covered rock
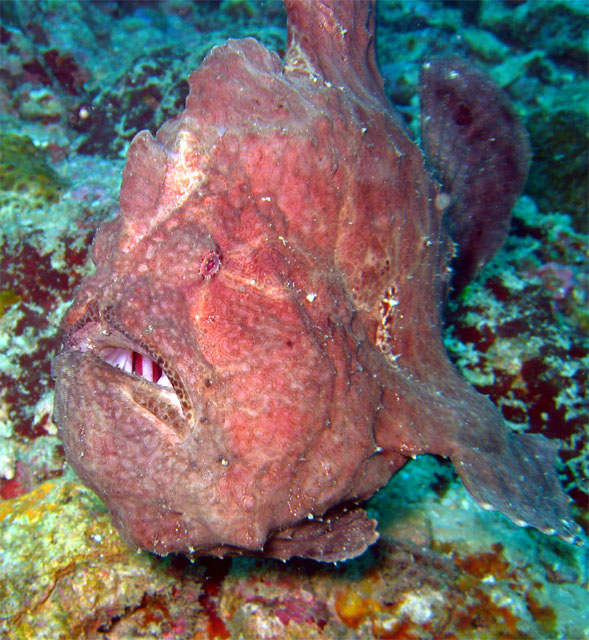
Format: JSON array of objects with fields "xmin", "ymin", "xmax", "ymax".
[
  {"xmin": 0, "ymin": 133, "xmax": 65, "ymax": 205},
  {"xmin": 0, "ymin": 475, "xmax": 178, "ymax": 639},
  {"xmin": 526, "ymin": 109, "xmax": 588, "ymax": 231}
]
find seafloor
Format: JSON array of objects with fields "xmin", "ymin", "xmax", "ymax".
[{"xmin": 0, "ymin": 1, "xmax": 587, "ymax": 638}]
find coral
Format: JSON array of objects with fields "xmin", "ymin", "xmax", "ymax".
[
  {"xmin": 0, "ymin": 289, "xmax": 21, "ymax": 317},
  {"xmin": 444, "ymin": 197, "xmax": 588, "ymax": 530},
  {"xmin": 1, "ymin": 458, "xmax": 585, "ymax": 639},
  {"xmin": 479, "ymin": 0, "xmax": 588, "ymax": 71},
  {"xmin": 0, "ymin": 477, "xmax": 180, "ymax": 639},
  {"xmin": 0, "ymin": 133, "xmax": 65, "ymax": 205},
  {"xmin": 0, "ymin": 226, "xmax": 94, "ymax": 503},
  {"xmin": 526, "ymin": 108, "xmax": 588, "ymax": 232},
  {"xmin": 72, "ymin": 48, "xmax": 190, "ymax": 157},
  {"xmin": 220, "ymin": 0, "xmax": 258, "ymax": 19},
  {"xmin": 0, "ymin": 0, "xmax": 586, "ymax": 637},
  {"xmin": 42, "ymin": 48, "xmax": 89, "ymax": 96},
  {"xmin": 0, "ymin": 240, "xmax": 90, "ymax": 438}
]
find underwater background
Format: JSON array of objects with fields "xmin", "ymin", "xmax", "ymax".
[{"xmin": 0, "ymin": 0, "xmax": 587, "ymax": 638}]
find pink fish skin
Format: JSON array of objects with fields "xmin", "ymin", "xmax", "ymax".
[{"xmin": 53, "ymin": 0, "xmax": 577, "ymax": 561}]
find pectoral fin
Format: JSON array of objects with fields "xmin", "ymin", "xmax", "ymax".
[
  {"xmin": 265, "ymin": 505, "xmax": 379, "ymax": 562},
  {"xmin": 453, "ymin": 427, "xmax": 580, "ymax": 543}
]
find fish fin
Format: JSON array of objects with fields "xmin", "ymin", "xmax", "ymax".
[
  {"xmin": 419, "ymin": 57, "xmax": 531, "ymax": 291},
  {"xmin": 380, "ymin": 375, "xmax": 580, "ymax": 544},
  {"xmin": 120, "ymin": 130, "xmax": 168, "ymax": 218},
  {"xmin": 284, "ymin": 0, "xmax": 389, "ymax": 107},
  {"xmin": 264, "ymin": 504, "xmax": 378, "ymax": 562},
  {"xmin": 452, "ymin": 428, "xmax": 581, "ymax": 543},
  {"xmin": 118, "ymin": 130, "xmax": 170, "ymax": 252}
]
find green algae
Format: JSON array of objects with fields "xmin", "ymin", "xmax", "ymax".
[
  {"xmin": 0, "ymin": 133, "xmax": 65, "ymax": 206},
  {"xmin": 0, "ymin": 290, "xmax": 21, "ymax": 317},
  {"xmin": 526, "ymin": 109, "xmax": 589, "ymax": 232}
]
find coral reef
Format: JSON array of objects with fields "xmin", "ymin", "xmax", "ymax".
[
  {"xmin": 1, "ymin": 460, "xmax": 586, "ymax": 639},
  {"xmin": 526, "ymin": 109, "xmax": 588, "ymax": 232},
  {"xmin": 0, "ymin": 133, "xmax": 65, "ymax": 204},
  {"xmin": 0, "ymin": 0, "xmax": 586, "ymax": 637},
  {"xmin": 445, "ymin": 196, "xmax": 588, "ymax": 531}
]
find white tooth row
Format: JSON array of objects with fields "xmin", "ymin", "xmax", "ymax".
[
  {"xmin": 158, "ymin": 371, "xmax": 173, "ymax": 387},
  {"xmin": 102, "ymin": 347, "xmax": 171, "ymax": 387},
  {"xmin": 104, "ymin": 347, "xmax": 133, "ymax": 373}
]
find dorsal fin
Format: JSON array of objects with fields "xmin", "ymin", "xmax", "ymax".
[{"xmin": 284, "ymin": 0, "xmax": 387, "ymax": 107}]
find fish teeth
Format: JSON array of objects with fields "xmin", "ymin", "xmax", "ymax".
[
  {"xmin": 157, "ymin": 371, "xmax": 173, "ymax": 387},
  {"xmin": 103, "ymin": 347, "xmax": 133, "ymax": 374},
  {"xmin": 102, "ymin": 347, "xmax": 166, "ymax": 385}
]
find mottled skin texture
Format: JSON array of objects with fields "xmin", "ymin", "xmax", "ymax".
[{"xmin": 53, "ymin": 0, "xmax": 577, "ymax": 561}]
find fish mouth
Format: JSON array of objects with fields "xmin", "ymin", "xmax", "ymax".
[
  {"xmin": 98, "ymin": 346, "xmax": 174, "ymax": 392},
  {"xmin": 59, "ymin": 308, "xmax": 194, "ymax": 432}
]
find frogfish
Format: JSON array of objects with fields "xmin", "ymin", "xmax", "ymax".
[{"xmin": 53, "ymin": 0, "xmax": 578, "ymax": 561}]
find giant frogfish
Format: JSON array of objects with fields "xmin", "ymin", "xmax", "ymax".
[{"xmin": 53, "ymin": 0, "xmax": 578, "ymax": 561}]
